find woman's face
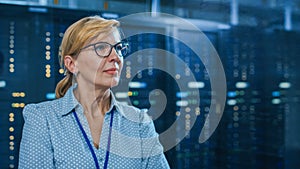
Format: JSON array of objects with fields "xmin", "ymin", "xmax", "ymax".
[{"xmin": 74, "ymin": 30, "xmax": 124, "ymax": 90}]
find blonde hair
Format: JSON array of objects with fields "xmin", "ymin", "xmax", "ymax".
[{"xmin": 55, "ymin": 16, "xmax": 120, "ymax": 98}]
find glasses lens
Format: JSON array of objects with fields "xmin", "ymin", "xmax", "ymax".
[
  {"xmin": 115, "ymin": 42, "xmax": 129, "ymax": 57},
  {"xmin": 94, "ymin": 43, "xmax": 111, "ymax": 57}
]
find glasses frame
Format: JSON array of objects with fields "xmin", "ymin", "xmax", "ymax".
[{"xmin": 80, "ymin": 40, "xmax": 129, "ymax": 58}]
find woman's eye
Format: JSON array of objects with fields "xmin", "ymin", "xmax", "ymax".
[{"xmin": 95, "ymin": 44, "xmax": 107, "ymax": 51}]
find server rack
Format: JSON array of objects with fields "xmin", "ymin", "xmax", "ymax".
[{"xmin": 0, "ymin": 3, "xmax": 300, "ymax": 169}]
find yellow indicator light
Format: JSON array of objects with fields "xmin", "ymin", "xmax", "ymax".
[
  {"xmin": 11, "ymin": 103, "xmax": 25, "ymax": 108},
  {"xmin": 59, "ymin": 68, "xmax": 64, "ymax": 74},
  {"xmin": 11, "ymin": 103, "xmax": 18, "ymax": 107},
  {"xmin": 20, "ymin": 92, "xmax": 25, "ymax": 97},
  {"xmin": 9, "ymin": 155, "xmax": 14, "ymax": 160},
  {"xmin": 9, "ymin": 127, "xmax": 14, "ymax": 132},
  {"xmin": 185, "ymin": 107, "xmax": 191, "ymax": 112},
  {"xmin": 12, "ymin": 92, "xmax": 26, "ymax": 97},
  {"xmin": 185, "ymin": 114, "xmax": 191, "ymax": 119},
  {"xmin": 195, "ymin": 107, "xmax": 200, "ymax": 116},
  {"xmin": 9, "ymin": 135, "xmax": 14, "ymax": 140},
  {"xmin": 9, "ymin": 141, "xmax": 14, "ymax": 146}
]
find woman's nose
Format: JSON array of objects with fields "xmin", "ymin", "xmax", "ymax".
[{"xmin": 107, "ymin": 48, "xmax": 121, "ymax": 63}]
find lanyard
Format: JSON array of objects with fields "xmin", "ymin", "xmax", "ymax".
[{"xmin": 73, "ymin": 108, "xmax": 114, "ymax": 169}]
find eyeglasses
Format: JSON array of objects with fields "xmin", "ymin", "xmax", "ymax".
[{"xmin": 80, "ymin": 41, "xmax": 129, "ymax": 58}]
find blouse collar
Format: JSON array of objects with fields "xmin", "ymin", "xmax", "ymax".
[{"xmin": 59, "ymin": 85, "xmax": 122, "ymax": 117}]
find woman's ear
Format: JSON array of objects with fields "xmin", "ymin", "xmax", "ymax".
[{"xmin": 64, "ymin": 55, "xmax": 77, "ymax": 74}]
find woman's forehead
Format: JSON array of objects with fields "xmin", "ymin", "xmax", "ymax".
[{"xmin": 91, "ymin": 29, "xmax": 121, "ymax": 44}]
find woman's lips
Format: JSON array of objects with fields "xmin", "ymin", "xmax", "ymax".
[{"xmin": 103, "ymin": 68, "xmax": 118, "ymax": 75}]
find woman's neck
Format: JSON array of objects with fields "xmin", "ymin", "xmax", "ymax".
[{"xmin": 73, "ymin": 84, "xmax": 111, "ymax": 117}]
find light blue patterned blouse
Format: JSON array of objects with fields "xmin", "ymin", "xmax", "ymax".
[{"xmin": 19, "ymin": 85, "xmax": 170, "ymax": 169}]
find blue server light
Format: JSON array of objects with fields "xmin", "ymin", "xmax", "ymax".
[
  {"xmin": 272, "ymin": 91, "xmax": 281, "ymax": 97},
  {"xmin": 46, "ymin": 93, "xmax": 56, "ymax": 99},
  {"xmin": 0, "ymin": 80, "xmax": 6, "ymax": 88},
  {"xmin": 176, "ymin": 91, "xmax": 189, "ymax": 98},
  {"xmin": 227, "ymin": 91, "xmax": 237, "ymax": 97},
  {"xmin": 128, "ymin": 81, "xmax": 147, "ymax": 88}
]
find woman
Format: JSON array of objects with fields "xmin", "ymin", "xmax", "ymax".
[{"xmin": 19, "ymin": 16, "xmax": 170, "ymax": 169}]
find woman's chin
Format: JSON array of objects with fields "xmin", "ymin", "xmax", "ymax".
[{"xmin": 94, "ymin": 79, "xmax": 119, "ymax": 89}]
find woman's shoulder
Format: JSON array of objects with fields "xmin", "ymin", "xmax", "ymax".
[
  {"xmin": 22, "ymin": 99, "xmax": 63, "ymax": 119},
  {"xmin": 116, "ymin": 101, "xmax": 142, "ymax": 112},
  {"xmin": 115, "ymin": 101, "xmax": 152, "ymax": 124},
  {"xmin": 24, "ymin": 98, "xmax": 62, "ymax": 110}
]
